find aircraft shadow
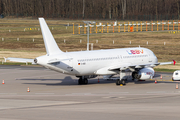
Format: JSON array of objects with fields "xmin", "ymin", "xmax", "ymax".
[
  {"xmin": 20, "ymin": 76, "xmax": 116, "ymax": 86},
  {"xmin": 19, "ymin": 75, "xmax": 175, "ymax": 86},
  {"xmin": 16, "ymin": 76, "xmax": 73, "ymax": 81},
  {"xmin": 154, "ymin": 74, "xmax": 161, "ymax": 77}
]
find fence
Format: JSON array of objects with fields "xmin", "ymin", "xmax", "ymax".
[{"xmin": 73, "ymin": 20, "xmax": 180, "ymax": 35}]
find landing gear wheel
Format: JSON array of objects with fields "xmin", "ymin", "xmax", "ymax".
[
  {"xmin": 116, "ymin": 79, "xmax": 120, "ymax": 85},
  {"xmin": 116, "ymin": 79, "xmax": 126, "ymax": 85},
  {"xmin": 84, "ymin": 78, "xmax": 88, "ymax": 84},
  {"xmin": 78, "ymin": 79, "xmax": 83, "ymax": 85},
  {"xmin": 122, "ymin": 79, "xmax": 126, "ymax": 85},
  {"xmin": 78, "ymin": 78, "xmax": 88, "ymax": 85}
]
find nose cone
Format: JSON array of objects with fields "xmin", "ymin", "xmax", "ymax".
[
  {"xmin": 154, "ymin": 55, "xmax": 158, "ymax": 63},
  {"xmin": 152, "ymin": 52, "xmax": 158, "ymax": 63}
]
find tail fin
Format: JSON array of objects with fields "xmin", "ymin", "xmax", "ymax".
[{"xmin": 39, "ymin": 18, "xmax": 63, "ymax": 55}]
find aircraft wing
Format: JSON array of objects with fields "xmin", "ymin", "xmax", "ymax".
[
  {"xmin": 108, "ymin": 63, "xmax": 155, "ymax": 71},
  {"xmin": 159, "ymin": 62, "xmax": 173, "ymax": 65},
  {"xmin": 108, "ymin": 61, "xmax": 174, "ymax": 71},
  {"xmin": 5, "ymin": 57, "xmax": 35, "ymax": 64}
]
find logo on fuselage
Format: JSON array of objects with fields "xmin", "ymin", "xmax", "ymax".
[
  {"xmin": 126, "ymin": 49, "xmax": 143, "ymax": 55},
  {"xmin": 145, "ymin": 72, "xmax": 153, "ymax": 75}
]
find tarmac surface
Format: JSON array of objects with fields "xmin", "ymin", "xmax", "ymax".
[{"xmin": 0, "ymin": 65, "xmax": 180, "ymax": 120}]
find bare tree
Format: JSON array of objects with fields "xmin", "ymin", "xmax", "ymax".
[
  {"xmin": 0, "ymin": 0, "xmax": 179, "ymax": 20},
  {"xmin": 122, "ymin": 0, "xmax": 126, "ymax": 19},
  {"xmin": 82, "ymin": 0, "xmax": 85, "ymax": 18},
  {"xmin": 177, "ymin": 0, "xmax": 179, "ymax": 18}
]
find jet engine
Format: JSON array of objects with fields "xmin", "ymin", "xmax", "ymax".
[{"xmin": 132, "ymin": 67, "xmax": 154, "ymax": 80}]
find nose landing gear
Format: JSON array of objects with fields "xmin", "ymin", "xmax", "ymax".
[{"xmin": 116, "ymin": 70, "xmax": 127, "ymax": 86}]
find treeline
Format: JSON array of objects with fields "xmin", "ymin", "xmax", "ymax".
[{"xmin": 0, "ymin": 0, "xmax": 180, "ymax": 20}]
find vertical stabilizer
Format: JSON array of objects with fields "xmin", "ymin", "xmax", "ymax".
[{"xmin": 39, "ymin": 18, "xmax": 63, "ymax": 55}]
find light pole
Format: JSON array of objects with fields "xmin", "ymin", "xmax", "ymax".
[{"xmin": 83, "ymin": 21, "xmax": 95, "ymax": 51}]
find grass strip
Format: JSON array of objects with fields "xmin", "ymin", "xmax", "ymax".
[{"xmin": 154, "ymin": 68, "xmax": 176, "ymax": 73}]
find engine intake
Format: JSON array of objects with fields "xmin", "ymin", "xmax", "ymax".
[
  {"xmin": 132, "ymin": 67, "xmax": 154, "ymax": 80},
  {"xmin": 132, "ymin": 71, "xmax": 141, "ymax": 79}
]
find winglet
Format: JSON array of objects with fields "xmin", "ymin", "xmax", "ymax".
[
  {"xmin": 39, "ymin": 18, "xmax": 63, "ymax": 55},
  {"xmin": 173, "ymin": 60, "xmax": 176, "ymax": 65}
]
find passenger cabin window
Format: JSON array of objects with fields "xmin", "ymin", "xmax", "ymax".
[{"xmin": 77, "ymin": 56, "xmax": 119, "ymax": 62}]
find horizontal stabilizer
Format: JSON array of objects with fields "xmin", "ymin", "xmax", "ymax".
[{"xmin": 6, "ymin": 57, "xmax": 35, "ymax": 64}]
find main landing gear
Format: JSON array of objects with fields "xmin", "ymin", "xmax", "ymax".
[
  {"xmin": 116, "ymin": 79, "xmax": 126, "ymax": 85},
  {"xmin": 116, "ymin": 70, "xmax": 126, "ymax": 86},
  {"xmin": 78, "ymin": 77, "xmax": 88, "ymax": 85}
]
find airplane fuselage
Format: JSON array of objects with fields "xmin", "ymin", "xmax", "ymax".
[{"xmin": 36, "ymin": 47, "xmax": 158, "ymax": 76}]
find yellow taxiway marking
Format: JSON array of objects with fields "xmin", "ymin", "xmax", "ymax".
[{"xmin": 150, "ymin": 79, "xmax": 180, "ymax": 82}]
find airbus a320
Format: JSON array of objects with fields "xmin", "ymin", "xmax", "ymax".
[{"xmin": 6, "ymin": 18, "xmax": 175, "ymax": 85}]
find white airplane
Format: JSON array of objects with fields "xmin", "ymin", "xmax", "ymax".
[{"xmin": 6, "ymin": 18, "xmax": 175, "ymax": 85}]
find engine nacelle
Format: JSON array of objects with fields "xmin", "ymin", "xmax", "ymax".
[{"xmin": 132, "ymin": 67, "xmax": 154, "ymax": 80}]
